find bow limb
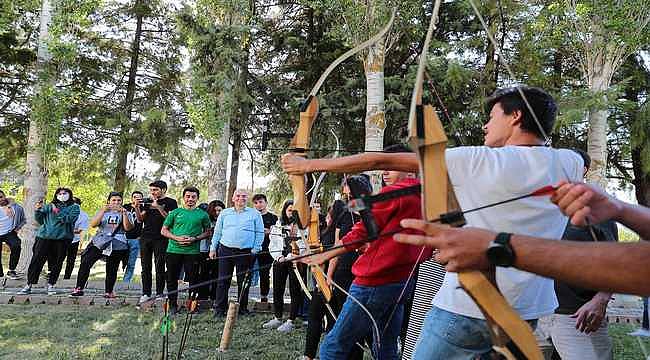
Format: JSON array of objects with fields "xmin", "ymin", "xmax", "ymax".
[
  {"xmin": 406, "ymin": 1, "xmax": 542, "ymax": 359},
  {"xmin": 288, "ymin": 9, "xmax": 397, "ymax": 310}
]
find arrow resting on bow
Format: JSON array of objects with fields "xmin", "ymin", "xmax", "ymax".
[
  {"xmin": 288, "ymin": 9, "xmax": 397, "ymax": 304},
  {"xmin": 407, "ymin": 0, "xmax": 542, "ymax": 359}
]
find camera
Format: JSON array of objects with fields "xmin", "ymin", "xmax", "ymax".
[{"xmin": 138, "ymin": 198, "xmax": 154, "ymax": 207}]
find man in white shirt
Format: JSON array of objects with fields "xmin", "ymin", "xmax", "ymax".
[
  {"xmin": 281, "ymin": 86, "xmax": 583, "ymax": 359},
  {"xmin": 63, "ymin": 197, "xmax": 90, "ymax": 279}
]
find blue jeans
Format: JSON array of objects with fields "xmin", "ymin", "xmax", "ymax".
[
  {"xmin": 122, "ymin": 238, "xmax": 140, "ymax": 283},
  {"xmin": 320, "ymin": 281, "xmax": 410, "ymax": 360},
  {"xmin": 413, "ymin": 306, "xmax": 538, "ymax": 360}
]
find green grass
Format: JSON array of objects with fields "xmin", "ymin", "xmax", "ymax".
[
  {"xmin": 1, "ymin": 304, "xmax": 649, "ymax": 359},
  {"xmin": 0, "ymin": 304, "xmax": 305, "ymax": 359}
]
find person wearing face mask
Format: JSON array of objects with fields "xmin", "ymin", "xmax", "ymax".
[
  {"xmin": 18, "ymin": 188, "xmax": 80, "ymax": 295},
  {"xmin": 0, "ymin": 190, "xmax": 26, "ymax": 280},
  {"xmin": 70, "ymin": 192, "xmax": 134, "ymax": 298}
]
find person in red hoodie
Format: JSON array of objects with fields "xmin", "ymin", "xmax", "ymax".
[{"xmin": 301, "ymin": 148, "xmax": 432, "ymax": 360}]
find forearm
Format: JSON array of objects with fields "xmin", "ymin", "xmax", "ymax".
[
  {"xmin": 512, "ymin": 235, "xmax": 650, "ymax": 296},
  {"xmin": 616, "ymin": 202, "xmax": 650, "ymax": 240},
  {"xmin": 305, "ymin": 152, "xmax": 418, "ymax": 173},
  {"xmin": 195, "ymin": 229, "xmax": 211, "ymax": 241},
  {"xmin": 89, "ymin": 211, "xmax": 104, "ymax": 228},
  {"xmin": 161, "ymin": 227, "xmax": 181, "ymax": 241},
  {"xmin": 122, "ymin": 216, "xmax": 133, "ymax": 231}
]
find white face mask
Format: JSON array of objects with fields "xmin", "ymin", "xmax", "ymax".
[{"xmin": 56, "ymin": 193, "xmax": 70, "ymax": 202}]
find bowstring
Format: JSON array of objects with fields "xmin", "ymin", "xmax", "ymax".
[{"xmin": 467, "ymin": 0, "xmax": 550, "ymax": 145}]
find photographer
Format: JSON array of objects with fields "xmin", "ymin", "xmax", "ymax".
[
  {"xmin": 18, "ymin": 188, "xmax": 80, "ymax": 295},
  {"xmin": 122, "ymin": 191, "xmax": 144, "ymax": 283},
  {"xmin": 70, "ymin": 192, "xmax": 134, "ymax": 297},
  {"xmin": 136, "ymin": 180, "xmax": 177, "ymax": 304}
]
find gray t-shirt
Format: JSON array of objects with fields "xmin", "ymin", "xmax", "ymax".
[{"xmin": 96, "ymin": 210, "xmax": 133, "ymax": 251}]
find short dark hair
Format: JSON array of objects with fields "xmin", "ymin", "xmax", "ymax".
[
  {"xmin": 131, "ymin": 191, "xmax": 144, "ymax": 197},
  {"xmin": 485, "ymin": 86, "xmax": 557, "ymax": 140},
  {"xmin": 73, "ymin": 197, "xmax": 82, "ymax": 205},
  {"xmin": 571, "ymin": 148, "xmax": 591, "ymax": 170},
  {"xmin": 252, "ymin": 194, "xmax": 267, "ymax": 202},
  {"xmin": 149, "ymin": 180, "xmax": 167, "ymax": 190},
  {"xmin": 182, "ymin": 186, "xmax": 200, "ymax": 197},
  {"xmin": 53, "ymin": 187, "xmax": 74, "ymax": 205},
  {"xmin": 209, "ymin": 199, "xmax": 226, "ymax": 209},
  {"xmin": 107, "ymin": 191, "xmax": 123, "ymax": 200}
]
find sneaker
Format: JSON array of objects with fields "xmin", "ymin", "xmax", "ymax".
[
  {"xmin": 262, "ymin": 317, "xmax": 283, "ymax": 329},
  {"xmin": 47, "ymin": 284, "xmax": 56, "ymax": 296},
  {"xmin": 70, "ymin": 288, "xmax": 84, "ymax": 297},
  {"xmin": 17, "ymin": 285, "xmax": 31, "ymax": 295},
  {"xmin": 103, "ymin": 292, "xmax": 116, "ymax": 299},
  {"xmin": 277, "ymin": 319, "xmax": 294, "ymax": 333},
  {"xmin": 6, "ymin": 270, "xmax": 18, "ymax": 279},
  {"xmin": 138, "ymin": 294, "xmax": 151, "ymax": 305}
]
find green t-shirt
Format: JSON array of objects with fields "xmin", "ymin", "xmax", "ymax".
[{"xmin": 163, "ymin": 207, "xmax": 212, "ymax": 254}]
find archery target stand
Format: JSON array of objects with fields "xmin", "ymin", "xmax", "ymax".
[{"xmin": 218, "ymin": 300, "xmax": 240, "ymax": 352}]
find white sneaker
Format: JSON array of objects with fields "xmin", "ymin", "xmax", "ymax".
[
  {"xmin": 17, "ymin": 285, "xmax": 31, "ymax": 295},
  {"xmin": 262, "ymin": 317, "xmax": 283, "ymax": 329},
  {"xmin": 47, "ymin": 284, "xmax": 56, "ymax": 296},
  {"xmin": 138, "ymin": 294, "xmax": 151, "ymax": 304},
  {"xmin": 277, "ymin": 319, "xmax": 294, "ymax": 333}
]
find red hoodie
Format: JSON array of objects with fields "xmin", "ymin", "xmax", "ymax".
[{"xmin": 342, "ymin": 177, "xmax": 433, "ymax": 286}]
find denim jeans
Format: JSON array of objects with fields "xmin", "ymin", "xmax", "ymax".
[
  {"xmin": 413, "ymin": 306, "xmax": 538, "ymax": 360},
  {"xmin": 320, "ymin": 281, "xmax": 410, "ymax": 360},
  {"xmin": 122, "ymin": 238, "xmax": 139, "ymax": 283}
]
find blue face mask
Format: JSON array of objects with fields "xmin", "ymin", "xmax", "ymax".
[{"xmin": 56, "ymin": 193, "xmax": 70, "ymax": 202}]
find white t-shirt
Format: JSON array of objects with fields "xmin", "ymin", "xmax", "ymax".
[
  {"xmin": 0, "ymin": 207, "xmax": 13, "ymax": 236},
  {"xmin": 72, "ymin": 210, "xmax": 90, "ymax": 243},
  {"xmin": 432, "ymin": 146, "xmax": 583, "ymax": 320}
]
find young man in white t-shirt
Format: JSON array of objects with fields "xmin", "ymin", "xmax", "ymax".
[{"xmin": 281, "ymin": 86, "xmax": 583, "ymax": 358}]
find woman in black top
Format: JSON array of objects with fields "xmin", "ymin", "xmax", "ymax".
[{"xmin": 303, "ymin": 199, "xmax": 363, "ymax": 360}]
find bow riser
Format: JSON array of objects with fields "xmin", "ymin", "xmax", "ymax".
[
  {"xmin": 308, "ymin": 208, "xmax": 332, "ymax": 301},
  {"xmin": 289, "ymin": 97, "xmax": 319, "ymax": 229}
]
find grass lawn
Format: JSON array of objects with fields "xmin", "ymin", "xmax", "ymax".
[
  {"xmin": 0, "ymin": 304, "xmax": 306, "ymax": 359},
  {"xmin": 1, "ymin": 304, "xmax": 649, "ymax": 359}
]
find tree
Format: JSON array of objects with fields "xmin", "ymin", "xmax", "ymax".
[
  {"xmin": 554, "ymin": 1, "xmax": 650, "ymax": 186},
  {"xmin": 19, "ymin": 0, "xmax": 55, "ymax": 272}
]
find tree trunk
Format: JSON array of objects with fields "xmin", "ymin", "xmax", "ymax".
[
  {"xmin": 18, "ymin": 0, "xmax": 53, "ymax": 272},
  {"xmin": 114, "ymin": 0, "xmax": 145, "ymax": 193},
  {"xmin": 585, "ymin": 66, "xmax": 613, "ymax": 187},
  {"xmin": 632, "ymin": 147, "xmax": 650, "ymax": 207},
  {"xmin": 227, "ymin": 124, "xmax": 241, "ymax": 207},
  {"xmin": 207, "ymin": 120, "xmax": 230, "ymax": 201},
  {"xmin": 363, "ymin": 40, "xmax": 387, "ymax": 193}
]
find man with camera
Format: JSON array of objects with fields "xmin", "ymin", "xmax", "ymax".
[{"xmin": 136, "ymin": 180, "xmax": 177, "ymax": 304}]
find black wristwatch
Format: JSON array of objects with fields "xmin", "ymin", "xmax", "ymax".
[{"xmin": 486, "ymin": 232, "xmax": 516, "ymax": 267}]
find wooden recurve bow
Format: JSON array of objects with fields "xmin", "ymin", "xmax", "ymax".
[{"xmin": 407, "ymin": 1, "xmax": 542, "ymax": 358}]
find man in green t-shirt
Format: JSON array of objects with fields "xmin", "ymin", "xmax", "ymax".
[{"xmin": 161, "ymin": 186, "xmax": 212, "ymax": 313}]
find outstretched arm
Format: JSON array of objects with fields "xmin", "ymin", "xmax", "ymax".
[
  {"xmin": 552, "ymin": 181, "xmax": 650, "ymax": 239},
  {"xmin": 394, "ymin": 219, "xmax": 650, "ymax": 297},
  {"xmin": 281, "ymin": 152, "xmax": 418, "ymax": 175}
]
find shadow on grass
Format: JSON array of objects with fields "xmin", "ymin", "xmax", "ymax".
[{"xmin": 0, "ymin": 304, "xmax": 306, "ymax": 359}]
